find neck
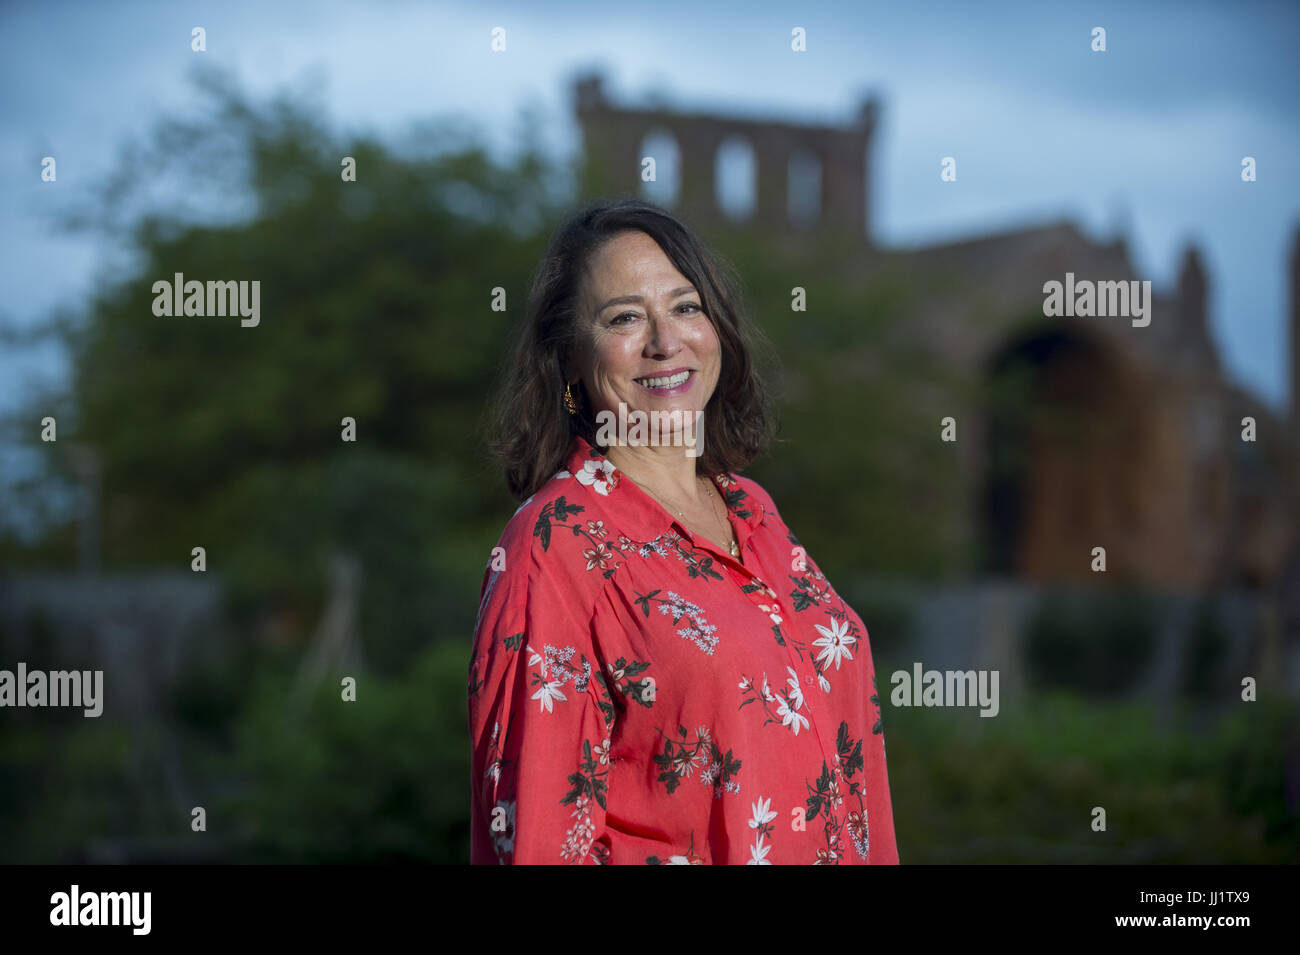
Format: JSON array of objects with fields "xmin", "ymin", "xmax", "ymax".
[{"xmin": 603, "ymin": 442, "xmax": 704, "ymax": 504}]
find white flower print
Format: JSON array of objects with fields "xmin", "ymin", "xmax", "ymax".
[
  {"xmin": 740, "ymin": 670, "xmax": 815, "ymax": 738},
  {"xmin": 575, "ymin": 457, "xmax": 618, "ymax": 495},
  {"xmin": 690, "ymin": 743, "xmax": 710, "ymax": 771},
  {"xmin": 774, "ymin": 694, "xmax": 809, "ymax": 735},
  {"xmin": 583, "ymin": 543, "xmax": 614, "ymax": 571},
  {"xmin": 785, "ymin": 667, "xmax": 805, "ymax": 711},
  {"xmin": 637, "ymin": 531, "xmax": 725, "ymax": 584},
  {"xmin": 813, "ymin": 616, "xmax": 857, "ymax": 671},
  {"xmin": 638, "ymin": 536, "xmax": 673, "ymax": 558},
  {"xmin": 827, "ymin": 774, "xmax": 843, "ymax": 811},
  {"xmin": 656, "ymin": 591, "xmax": 719, "ymax": 654},
  {"xmin": 654, "ymin": 723, "xmax": 737, "ymax": 800},
  {"xmin": 749, "ymin": 796, "xmax": 777, "ymax": 830},
  {"xmin": 846, "ymin": 808, "xmax": 870, "ymax": 859},
  {"xmin": 743, "ymin": 789, "xmax": 769, "ymax": 867},
  {"xmin": 818, "ymin": 673, "xmax": 832, "ymax": 694},
  {"xmin": 525, "ymin": 643, "xmax": 591, "ymax": 713},
  {"xmin": 530, "ymin": 644, "xmax": 590, "ymax": 692},
  {"xmin": 485, "ymin": 721, "xmax": 503, "ymax": 783},
  {"xmin": 531, "ymin": 679, "xmax": 567, "ymax": 713},
  {"xmin": 560, "ymin": 793, "xmax": 597, "ymax": 863}
]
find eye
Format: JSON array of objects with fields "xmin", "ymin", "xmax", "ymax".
[{"xmin": 609, "ymin": 302, "xmax": 701, "ymax": 325}]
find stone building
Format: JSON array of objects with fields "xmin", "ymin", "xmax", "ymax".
[{"xmin": 572, "ymin": 71, "xmax": 1299, "ymax": 597}]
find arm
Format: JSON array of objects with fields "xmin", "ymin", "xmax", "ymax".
[{"xmin": 468, "ymin": 544, "xmax": 613, "ymax": 864}]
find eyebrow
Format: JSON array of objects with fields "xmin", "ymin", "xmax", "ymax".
[{"xmin": 596, "ymin": 286, "xmax": 699, "ymax": 314}]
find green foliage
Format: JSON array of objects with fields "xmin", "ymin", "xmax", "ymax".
[
  {"xmin": 1182, "ymin": 597, "xmax": 1229, "ymax": 698},
  {"xmin": 0, "ymin": 717, "xmax": 190, "ymax": 863},
  {"xmin": 886, "ymin": 693, "xmax": 1300, "ymax": 863},
  {"xmin": 0, "ymin": 639, "xmax": 472, "ymax": 863},
  {"xmin": 8, "ymin": 673, "xmax": 1290, "ymax": 864},
  {"xmin": 4, "ymin": 68, "xmax": 572, "ymax": 660},
  {"xmin": 1217, "ymin": 696, "xmax": 1300, "ymax": 850},
  {"xmin": 720, "ymin": 235, "xmax": 966, "ymax": 579},
  {"xmin": 212, "ymin": 639, "xmax": 472, "ymax": 863},
  {"xmin": 1024, "ymin": 584, "xmax": 1158, "ymax": 695}
]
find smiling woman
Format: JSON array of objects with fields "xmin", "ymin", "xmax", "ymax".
[{"xmin": 469, "ymin": 197, "xmax": 899, "ymax": 864}]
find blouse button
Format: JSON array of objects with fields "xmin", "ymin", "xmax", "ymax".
[{"xmin": 804, "ymin": 674, "xmax": 813, "ymax": 685}]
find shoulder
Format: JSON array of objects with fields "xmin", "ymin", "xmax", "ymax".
[
  {"xmin": 722, "ymin": 470, "xmax": 803, "ymax": 551},
  {"xmin": 495, "ymin": 464, "xmax": 603, "ymax": 562},
  {"xmin": 482, "ymin": 466, "xmax": 612, "ymax": 607},
  {"xmin": 720, "ymin": 469, "xmax": 781, "ymax": 522}
]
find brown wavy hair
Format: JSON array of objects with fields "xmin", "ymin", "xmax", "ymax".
[{"xmin": 486, "ymin": 196, "xmax": 776, "ymax": 502}]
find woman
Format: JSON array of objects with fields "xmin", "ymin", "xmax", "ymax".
[{"xmin": 468, "ymin": 197, "xmax": 898, "ymax": 864}]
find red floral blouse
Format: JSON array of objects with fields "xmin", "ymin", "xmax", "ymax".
[{"xmin": 467, "ymin": 435, "xmax": 899, "ymax": 864}]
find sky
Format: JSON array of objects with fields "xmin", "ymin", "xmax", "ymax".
[{"xmin": 2, "ymin": 0, "xmax": 1298, "ymax": 426}]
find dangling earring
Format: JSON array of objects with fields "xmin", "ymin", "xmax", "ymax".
[{"xmin": 564, "ymin": 381, "xmax": 579, "ymax": 415}]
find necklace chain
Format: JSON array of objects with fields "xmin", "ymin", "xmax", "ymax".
[{"xmin": 626, "ymin": 470, "xmax": 739, "ymax": 558}]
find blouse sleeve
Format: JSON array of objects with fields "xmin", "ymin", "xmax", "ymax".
[{"xmin": 468, "ymin": 542, "xmax": 613, "ymax": 865}]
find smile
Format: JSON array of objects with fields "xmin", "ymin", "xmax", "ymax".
[{"xmin": 634, "ymin": 370, "xmax": 692, "ymax": 389}]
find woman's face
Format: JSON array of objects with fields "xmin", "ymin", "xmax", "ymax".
[{"xmin": 571, "ymin": 230, "xmax": 721, "ymax": 440}]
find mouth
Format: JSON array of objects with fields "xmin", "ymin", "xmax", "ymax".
[{"xmin": 633, "ymin": 369, "xmax": 694, "ymax": 394}]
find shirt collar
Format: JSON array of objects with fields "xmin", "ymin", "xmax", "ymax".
[{"xmin": 562, "ymin": 434, "xmax": 766, "ymax": 546}]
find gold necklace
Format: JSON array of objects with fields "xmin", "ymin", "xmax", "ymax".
[
  {"xmin": 707, "ymin": 480, "xmax": 742, "ymax": 558},
  {"xmin": 630, "ymin": 471, "xmax": 739, "ymax": 558},
  {"xmin": 707, "ymin": 478, "xmax": 738, "ymax": 561}
]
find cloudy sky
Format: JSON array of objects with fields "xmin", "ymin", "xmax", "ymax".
[{"xmin": 3, "ymin": 0, "xmax": 1297, "ymax": 418}]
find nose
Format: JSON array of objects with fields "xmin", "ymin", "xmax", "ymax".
[{"xmin": 643, "ymin": 309, "xmax": 682, "ymax": 357}]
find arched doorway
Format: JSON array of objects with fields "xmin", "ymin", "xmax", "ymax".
[{"xmin": 980, "ymin": 323, "xmax": 1152, "ymax": 580}]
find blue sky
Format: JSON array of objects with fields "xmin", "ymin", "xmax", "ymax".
[{"xmin": 3, "ymin": 0, "xmax": 1298, "ymax": 420}]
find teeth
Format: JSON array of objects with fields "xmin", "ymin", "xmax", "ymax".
[{"xmin": 636, "ymin": 370, "xmax": 690, "ymax": 388}]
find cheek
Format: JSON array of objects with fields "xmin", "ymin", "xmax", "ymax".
[
  {"xmin": 590, "ymin": 338, "xmax": 640, "ymax": 383},
  {"xmin": 691, "ymin": 322, "xmax": 722, "ymax": 362}
]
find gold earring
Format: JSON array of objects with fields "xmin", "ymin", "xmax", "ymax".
[{"xmin": 564, "ymin": 381, "xmax": 579, "ymax": 415}]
